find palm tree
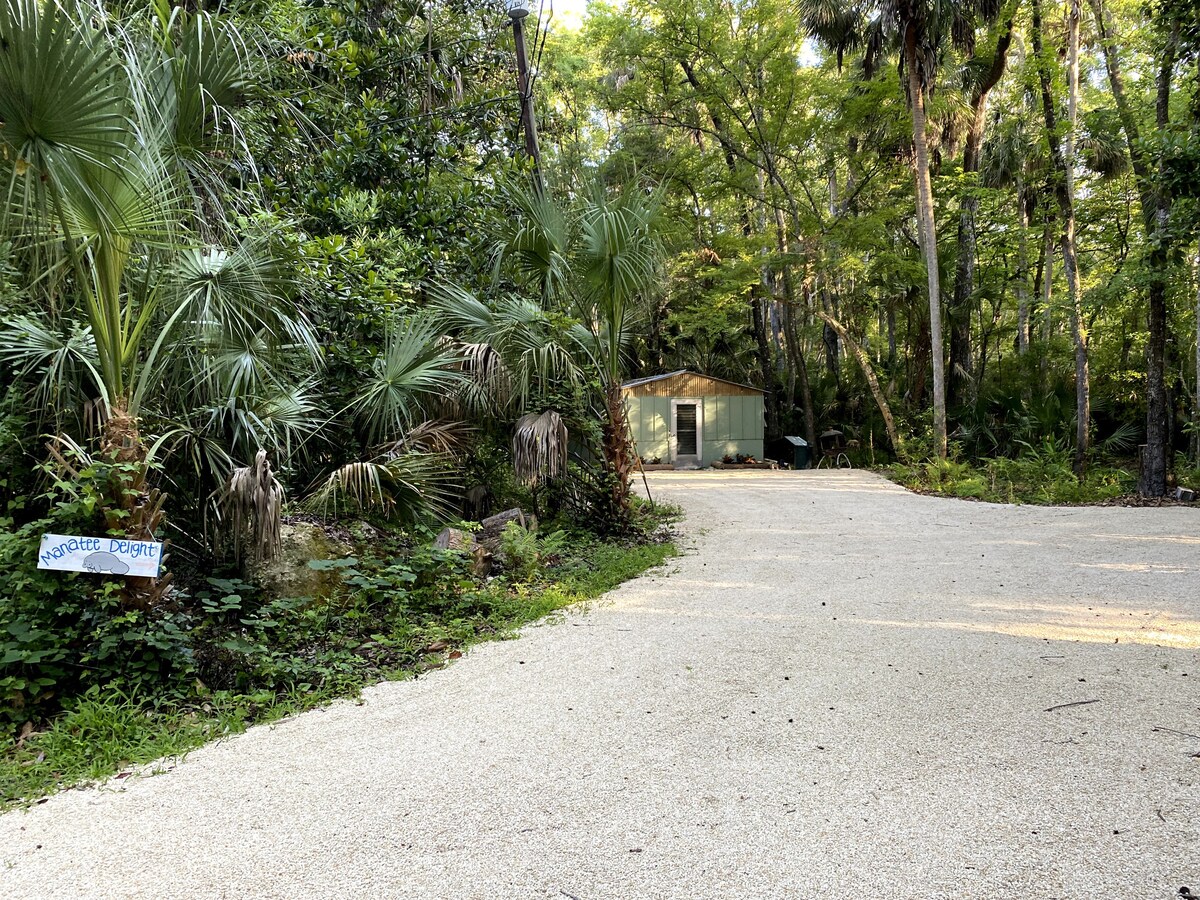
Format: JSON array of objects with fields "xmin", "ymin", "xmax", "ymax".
[
  {"xmin": 429, "ymin": 282, "xmax": 585, "ymax": 501},
  {"xmin": 301, "ymin": 314, "xmax": 467, "ymax": 522},
  {"xmin": 435, "ymin": 183, "xmax": 665, "ymax": 527},
  {"xmin": 798, "ymin": 0, "xmax": 1004, "ymax": 458},
  {"xmin": 0, "ymin": 0, "xmax": 315, "ymax": 602},
  {"xmin": 575, "ymin": 189, "xmax": 665, "ymax": 518}
]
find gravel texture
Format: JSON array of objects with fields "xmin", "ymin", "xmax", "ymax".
[{"xmin": 3, "ymin": 469, "xmax": 1200, "ymax": 899}]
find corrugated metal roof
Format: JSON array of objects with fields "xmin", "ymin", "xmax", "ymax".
[
  {"xmin": 621, "ymin": 370, "xmax": 688, "ymax": 389},
  {"xmin": 620, "ymin": 370, "xmax": 765, "ymax": 394}
]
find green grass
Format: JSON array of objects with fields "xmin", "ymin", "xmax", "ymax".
[
  {"xmin": 557, "ymin": 540, "xmax": 678, "ymax": 597},
  {"xmin": 1, "ymin": 690, "xmax": 241, "ymax": 804},
  {"xmin": 1, "ymin": 532, "xmax": 677, "ymax": 807}
]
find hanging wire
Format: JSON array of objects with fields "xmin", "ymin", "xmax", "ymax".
[{"xmin": 528, "ymin": 0, "xmax": 552, "ymax": 94}]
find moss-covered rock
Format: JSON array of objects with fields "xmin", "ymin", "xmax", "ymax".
[{"xmin": 251, "ymin": 522, "xmax": 353, "ymax": 599}]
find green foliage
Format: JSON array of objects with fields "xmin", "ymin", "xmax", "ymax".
[
  {"xmin": 2, "ymin": 501, "xmax": 678, "ymax": 802},
  {"xmin": 0, "ymin": 688, "xmax": 245, "ymax": 805},
  {"xmin": 888, "ymin": 441, "xmax": 1136, "ymax": 505},
  {"xmin": 499, "ymin": 522, "xmax": 567, "ymax": 582},
  {"xmin": 0, "ymin": 519, "xmax": 194, "ymax": 727},
  {"xmin": 0, "ymin": 461, "xmax": 195, "ymax": 727}
]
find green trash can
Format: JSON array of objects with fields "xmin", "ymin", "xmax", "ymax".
[{"xmin": 784, "ymin": 436, "xmax": 810, "ymax": 469}]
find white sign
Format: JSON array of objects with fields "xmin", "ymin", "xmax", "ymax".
[{"xmin": 37, "ymin": 534, "xmax": 163, "ymax": 578}]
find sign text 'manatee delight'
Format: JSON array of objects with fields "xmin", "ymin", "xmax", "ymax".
[{"xmin": 37, "ymin": 534, "xmax": 163, "ymax": 578}]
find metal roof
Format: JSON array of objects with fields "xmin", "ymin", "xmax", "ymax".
[{"xmin": 620, "ymin": 370, "xmax": 766, "ymax": 393}]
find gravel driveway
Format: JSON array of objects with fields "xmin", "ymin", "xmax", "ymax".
[{"xmin": 3, "ymin": 470, "xmax": 1199, "ymax": 899}]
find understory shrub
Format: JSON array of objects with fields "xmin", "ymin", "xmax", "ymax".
[
  {"xmin": 887, "ymin": 441, "xmax": 1136, "ymax": 504},
  {"xmin": 1, "ymin": 470, "xmax": 194, "ymax": 726},
  {"xmin": 500, "ymin": 521, "xmax": 567, "ymax": 582},
  {"xmin": 3, "ymin": 502, "xmax": 677, "ymax": 734}
]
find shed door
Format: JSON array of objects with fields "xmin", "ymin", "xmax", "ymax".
[{"xmin": 670, "ymin": 399, "xmax": 703, "ymax": 466}]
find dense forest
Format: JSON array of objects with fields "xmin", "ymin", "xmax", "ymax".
[
  {"xmin": 552, "ymin": 0, "xmax": 1200, "ymax": 493},
  {"xmin": 0, "ymin": 0, "xmax": 1198, "ymax": 786}
]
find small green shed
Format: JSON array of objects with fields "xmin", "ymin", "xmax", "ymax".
[{"xmin": 622, "ymin": 370, "xmax": 766, "ymax": 468}]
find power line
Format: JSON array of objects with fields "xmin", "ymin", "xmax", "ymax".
[{"xmin": 529, "ymin": 0, "xmax": 553, "ymax": 95}]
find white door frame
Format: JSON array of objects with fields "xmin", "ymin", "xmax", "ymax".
[{"xmin": 670, "ymin": 398, "xmax": 704, "ymax": 466}]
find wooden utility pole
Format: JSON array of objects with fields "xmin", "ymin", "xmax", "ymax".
[{"xmin": 509, "ymin": 4, "xmax": 544, "ymax": 194}]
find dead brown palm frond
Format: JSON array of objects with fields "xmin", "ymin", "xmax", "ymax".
[
  {"xmin": 376, "ymin": 419, "xmax": 474, "ymax": 457},
  {"xmin": 453, "ymin": 340, "xmax": 514, "ymax": 416},
  {"xmin": 512, "ymin": 410, "xmax": 568, "ymax": 487},
  {"xmin": 464, "ymin": 340, "xmax": 513, "ymax": 394},
  {"xmin": 220, "ymin": 448, "xmax": 284, "ymax": 565}
]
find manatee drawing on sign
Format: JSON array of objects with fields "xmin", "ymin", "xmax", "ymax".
[{"xmin": 82, "ymin": 551, "xmax": 130, "ymax": 575}]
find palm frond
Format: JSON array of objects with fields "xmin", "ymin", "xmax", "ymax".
[
  {"xmin": 168, "ymin": 237, "xmax": 316, "ymax": 353},
  {"xmin": 491, "ymin": 180, "xmax": 573, "ymax": 303},
  {"xmin": 377, "ymin": 419, "xmax": 474, "ymax": 457},
  {"xmin": 429, "ymin": 281, "xmax": 583, "ymax": 410},
  {"xmin": 513, "ymin": 410, "xmax": 568, "ymax": 487},
  {"xmin": 0, "ymin": 0, "xmax": 129, "ymax": 232},
  {"xmin": 306, "ymin": 452, "xmax": 458, "ymax": 523},
  {"xmin": 218, "ymin": 448, "xmax": 283, "ymax": 565},
  {"xmin": 352, "ymin": 314, "xmax": 467, "ymax": 446},
  {"xmin": 457, "ymin": 341, "xmax": 514, "ymax": 414},
  {"xmin": 0, "ymin": 315, "xmax": 107, "ymax": 418}
]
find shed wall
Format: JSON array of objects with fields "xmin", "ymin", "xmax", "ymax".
[
  {"xmin": 625, "ymin": 394, "xmax": 763, "ymax": 465},
  {"xmin": 703, "ymin": 394, "xmax": 764, "ymax": 461},
  {"xmin": 626, "ymin": 395, "xmax": 671, "ymax": 462}
]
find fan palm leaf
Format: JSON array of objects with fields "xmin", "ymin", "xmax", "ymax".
[
  {"xmin": 0, "ymin": 315, "xmax": 106, "ymax": 418},
  {"xmin": 428, "ymin": 281, "xmax": 582, "ymax": 410},
  {"xmin": 352, "ymin": 314, "xmax": 467, "ymax": 446},
  {"xmin": 491, "ymin": 180, "xmax": 573, "ymax": 304},
  {"xmin": 306, "ymin": 452, "xmax": 458, "ymax": 523},
  {"xmin": 0, "ymin": 0, "xmax": 128, "ymax": 230}
]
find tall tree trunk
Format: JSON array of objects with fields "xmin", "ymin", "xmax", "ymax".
[
  {"xmin": 1064, "ymin": 0, "xmax": 1090, "ymax": 477},
  {"xmin": 1140, "ymin": 28, "xmax": 1180, "ymax": 495},
  {"xmin": 887, "ymin": 297, "xmax": 898, "ymax": 368},
  {"xmin": 601, "ymin": 382, "xmax": 635, "ymax": 528},
  {"xmin": 1032, "ymin": 0, "xmax": 1089, "ymax": 475},
  {"xmin": 823, "ymin": 164, "xmax": 842, "ymax": 374},
  {"xmin": 1194, "ymin": 249, "xmax": 1200, "ymax": 466},
  {"xmin": 99, "ymin": 407, "xmax": 171, "ymax": 609},
  {"xmin": 751, "ymin": 284, "xmax": 781, "ymax": 440},
  {"xmin": 817, "ymin": 312, "xmax": 902, "ymax": 455},
  {"xmin": 949, "ymin": 13, "xmax": 1017, "ymax": 405},
  {"xmin": 820, "ymin": 282, "xmax": 841, "ymax": 382},
  {"xmin": 1090, "ymin": 0, "xmax": 1178, "ymax": 495},
  {"xmin": 1040, "ymin": 208, "xmax": 1055, "ymax": 343},
  {"xmin": 1016, "ymin": 183, "xmax": 1032, "ymax": 354},
  {"xmin": 774, "ymin": 206, "xmax": 817, "ymax": 452},
  {"xmin": 904, "ymin": 29, "xmax": 947, "ymax": 458}
]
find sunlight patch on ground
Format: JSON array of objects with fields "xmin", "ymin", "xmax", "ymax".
[
  {"xmin": 1078, "ymin": 562, "xmax": 1191, "ymax": 574},
  {"xmin": 616, "ymin": 605, "xmax": 808, "ymax": 623},
  {"xmin": 1090, "ymin": 533, "xmax": 1200, "ymax": 546},
  {"xmin": 856, "ymin": 612, "xmax": 1200, "ymax": 650}
]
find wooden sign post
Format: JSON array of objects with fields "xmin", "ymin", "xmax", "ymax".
[{"xmin": 37, "ymin": 534, "xmax": 163, "ymax": 578}]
